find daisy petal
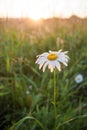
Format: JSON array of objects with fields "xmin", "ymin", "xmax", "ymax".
[
  {"xmin": 42, "ymin": 62, "xmax": 48, "ymax": 72},
  {"xmin": 56, "ymin": 61, "xmax": 61, "ymax": 71}
]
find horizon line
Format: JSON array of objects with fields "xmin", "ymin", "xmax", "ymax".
[{"xmin": 0, "ymin": 15, "xmax": 87, "ymax": 20}]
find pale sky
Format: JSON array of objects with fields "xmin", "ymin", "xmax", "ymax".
[{"xmin": 0, "ymin": 0, "xmax": 87, "ymax": 20}]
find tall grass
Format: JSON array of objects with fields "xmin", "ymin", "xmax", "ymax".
[{"xmin": 0, "ymin": 18, "xmax": 87, "ymax": 130}]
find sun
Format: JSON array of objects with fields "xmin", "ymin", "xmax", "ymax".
[
  {"xmin": 19, "ymin": 0, "xmax": 46, "ymax": 20},
  {"xmin": 28, "ymin": 14, "xmax": 41, "ymax": 21},
  {"xmin": 27, "ymin": 9, "xmax": 43, "ymax": 21}
]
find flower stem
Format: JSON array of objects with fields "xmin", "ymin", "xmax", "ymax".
[{"xmin": 54, "ymin": 69, "xmax": 57, "ymax": 119}]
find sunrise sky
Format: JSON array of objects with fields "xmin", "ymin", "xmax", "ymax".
[{"xmin": 0, "ymin": 0, "xmax": 87, "ymax": 20}]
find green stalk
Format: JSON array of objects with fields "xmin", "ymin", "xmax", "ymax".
[{"xmin": 54, "ymin": 69, "xmax": 57, "ymax": 119}]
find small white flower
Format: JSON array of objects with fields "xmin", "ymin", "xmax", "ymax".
[
  {"xmin": 26, "ymin": 91, "xmax": 30, "ymax": 95},
  {"xmin": 29, "ymin": 85, "xmax": 33, "ymax": 90},
  {"xmin": 75, "ymin": 74, "xmax": 83, "ymax": 83},
  {"xmin": 35, "ymin": 50, "xmax": 69, "ymax": 72},
  {"xmin": 83, "ymin": 103, "xmax": 87, "ymax": 107}
]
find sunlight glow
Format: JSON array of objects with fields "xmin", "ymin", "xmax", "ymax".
[
  {"xmin": 0, "ymin": 0, "xmax": 87, "ymax": 19},
  {"xmin": 17, "ymin": 0, "xmax": 46, "ymax": 20}
]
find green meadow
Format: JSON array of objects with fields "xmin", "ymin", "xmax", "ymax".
[{"xmin": 0, "ymin": 17, "xmax": 87, "ymax": 130}]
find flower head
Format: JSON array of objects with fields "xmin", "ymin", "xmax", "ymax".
[
  {"xmin": 75, "ymin": 74, "xmax": 83, "ymax": 84},
  {"xmin": 26, "ymin": 90, "xmax": 30, "ymax": 95},
  {"xmin": 35, "ymin": 50, "xmax": 69, "ymax": 72}
]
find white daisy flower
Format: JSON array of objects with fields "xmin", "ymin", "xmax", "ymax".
[
  {"xmin": 35, "ymin": 50, "xmax": 69, "ymax": 72},
  {"xmin": 75, "ymin": 74, "xmax": 83, "ymax": 84},
  {"xmin": 26, "ymin": 90, "xmax": 30, "ymax": 95}
]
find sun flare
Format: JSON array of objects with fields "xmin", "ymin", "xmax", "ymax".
[
  {"xmin": 12, "ymin": 0, "xmax": 49, "ymax": 20},
  {"xmin": 0, "ymin": 0, "xmax": 86, "ymax": 19},
  {"xmin": 26, "ymin": 9, "xmax": 43, "ymax": 21}
]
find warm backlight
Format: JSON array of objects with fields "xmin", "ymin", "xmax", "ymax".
[{"xmin": 0, "ymin": 0, "xmax": 86, "ymax": 19}]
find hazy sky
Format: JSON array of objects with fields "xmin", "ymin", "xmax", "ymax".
[{"xmin": 0, "ymin": 0, "xmax": 87, "ymax": 19}]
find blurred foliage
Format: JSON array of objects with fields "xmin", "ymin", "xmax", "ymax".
[{"xmin": 0, "ymin": 17, "xmax": 87, "ymax": 130}]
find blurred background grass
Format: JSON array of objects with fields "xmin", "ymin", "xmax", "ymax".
[{"xmin": 0, "ymin": 17, "xmax": 87, "ymax": 130}]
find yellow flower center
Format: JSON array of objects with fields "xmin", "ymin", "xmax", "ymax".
[
  {"xmin": 77, "ymin": 78, "xmax": 80, "ymax": 80},
  {"xmin": 47, "ymin": 53, "xmax": 58, "ymax": 60}
]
